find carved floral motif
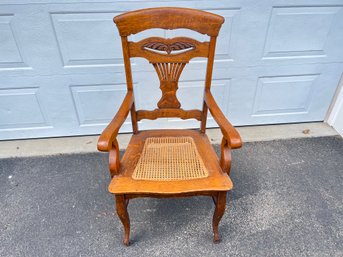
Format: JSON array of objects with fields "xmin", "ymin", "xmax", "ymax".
[
  {"xmin": 153, "ymin": 62, "xmax": 186, "ymax": 109},
  {"xmin": 143, "ymin": 41, "xmax": 195, "ymax": 54}
]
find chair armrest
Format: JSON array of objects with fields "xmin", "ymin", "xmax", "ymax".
[
  {"xmin": 204, "ymin": 90, "xmax": 242, "ymax": 149},
  {"xmin": 97, "ymin": 91, "xmax": 134, "ymax": 152}
]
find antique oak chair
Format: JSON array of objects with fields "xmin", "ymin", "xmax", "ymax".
[{"xmin": 97, "ymin": 7, "xmax": 242, "ymax": 245}]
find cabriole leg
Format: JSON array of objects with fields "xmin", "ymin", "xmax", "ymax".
[
  {"xmin": 212, "ymin": 191, "xmax": 227, "ymax": 243},
  {"xmin": 115, "ymin": 195, "xmax": 130, "ymax": 246}
]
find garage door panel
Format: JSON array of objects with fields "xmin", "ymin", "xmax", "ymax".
[
  {"xmin": 0, "ymin": 72, "xmax": 134, "ymax": 139},
  {"xmin": 0, "ymin": 1, "xmax": 342, "ymax": 140},
  {"xmin": 51, "ymin": 12, "xmax": 126, "ymax": 68},
  {"xmin": 262, "ymin": 6, "xmax": 342, "ymax": 61},
  {"xmin": 0, "ymin": 5, "xmax": 64, "ymax": 77},
  {"xmin": 175, "ymin": 79, "xmax": 231, "ymax": 128},
  {"xmin": 232, "ymin": 3, "xmax": 343, "ymax": 67},
  {"xmin": 63, "ymin": 73, "xmax": 133, "ymax": 135},
  {"xmin": 213, "ymin": 9, "xmax": 240, "ymax": 62},
  {"xmin": 70, "ymin": 83, "xmax": 128, "ymax": 127},
  {"xmin": 0, "ymin": 13, "xmax": 31, "ymax": 71},
  {"xmin": 251, "ymin": 75, "xmax": 318, "ymax": 116},
  {"xmin": 228, "ymin": 63, "xmax": 343, "ymax": 125},
  {"xmin": 176, "ymin": 80, "xmax": 230, "ymax": 112},
  {"xmin": 0, "ymin": 87, "xmax": 50, "ymax": 130},
  {"xmin": 58, "ymin": 74, "xmax": 132, "ymax": 134},
  {"xmin": 0, "ymin": 75, "xmax": 57, "ymax": 139}
]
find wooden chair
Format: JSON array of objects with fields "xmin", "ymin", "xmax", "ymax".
[{"xmin": 97, "ymin": 7, "xmax": 242, "ymax": 246}]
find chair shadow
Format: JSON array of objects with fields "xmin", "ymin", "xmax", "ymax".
[
  {"xmin": 128, "ymin": 196, "xmax": 213, "ymax": 243},
  {"xmin": 122, "ymin": 146, "xmax": 262, "ymax": 244}
]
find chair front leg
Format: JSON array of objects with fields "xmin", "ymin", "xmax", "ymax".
[
  {"xmin": 115, "ymin": 195, "xmax": 130, "ymax": 246},
  {"xmin": 212, "ymin": 191, "xmax": 227, "ymax": 243}
]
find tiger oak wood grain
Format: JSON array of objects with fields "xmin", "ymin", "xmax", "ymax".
[
  {"xmin": 108, "ymin": 130, "xmax": 233, "ymax": 194},
  {"xmin": 136, "ymin": 108, "xmax": 202, "ymax": 121},
  {"xmin": 114, "ymin": 7, "xmax": 224, "ymax": 37}
]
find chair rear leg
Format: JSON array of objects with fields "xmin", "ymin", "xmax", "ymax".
[
  {"xmin": 115, "ymin": 195, "xmax": 130, "ymax": 246},
  {"xmin": 212, "ymin": 191, "xmax": 227, "ymax": 243}
]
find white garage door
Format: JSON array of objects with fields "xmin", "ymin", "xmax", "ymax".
[{"xmin": 1, "ymin": 0, "xmax": 343, "ymax": 140}]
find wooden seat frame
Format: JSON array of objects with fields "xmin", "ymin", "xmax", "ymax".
[{"xmin": 97, "ymin": 7, "xmax": 242, "ymax": 246}]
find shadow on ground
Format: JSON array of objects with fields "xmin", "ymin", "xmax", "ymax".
[{"xmin": 0, "ymin": 136, "xmax": 342, "ymax": 257}]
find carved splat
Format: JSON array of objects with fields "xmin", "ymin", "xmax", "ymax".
[
  {"xmin": 153, "ymin": 62, "xmax": 186, "ymax": 109},
  {"xmin": 143, "ymin": 41, "xmax": 195, "ymax": 55},
  {"xmin": 128, "ymin": 37, "xmax": 209, "ymax": 63}
]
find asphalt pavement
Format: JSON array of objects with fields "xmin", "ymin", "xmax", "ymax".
[{"xmin": 1, "ymin": 136, "xmax": 342, "ymax": 257}]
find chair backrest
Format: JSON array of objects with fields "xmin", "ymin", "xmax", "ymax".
[{"xmin": 114, "ymin": 7, "xmax": 224, "ymax": 131}]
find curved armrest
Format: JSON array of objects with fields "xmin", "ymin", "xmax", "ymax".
[
  {"xmin": 204, "ymin": 90, "xmax": 242, "ymax": 149},
  {"xmin": 97, "ymin": 91, "xmax": 134, "ymax": 152}
]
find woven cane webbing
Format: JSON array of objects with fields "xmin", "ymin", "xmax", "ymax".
[{"xmin": 132, "ymin": 137, "xmax": 209, "ymax": 181}]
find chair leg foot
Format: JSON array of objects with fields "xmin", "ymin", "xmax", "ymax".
[
  {"xmin": 212, "ymin": 191, "xmax": 227, "ymax": 243},
  {"xmin": 115, "ymin": 195, "xmax": 130, "ymax": 246}
]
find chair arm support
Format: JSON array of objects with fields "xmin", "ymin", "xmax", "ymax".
[
  {"xmin": 97, "ymin": 91, "xmax": 134, "ymax": 152},
  {"xmin": 204, "ymin": 90, "xmax": 242, "ymax": 149}
]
